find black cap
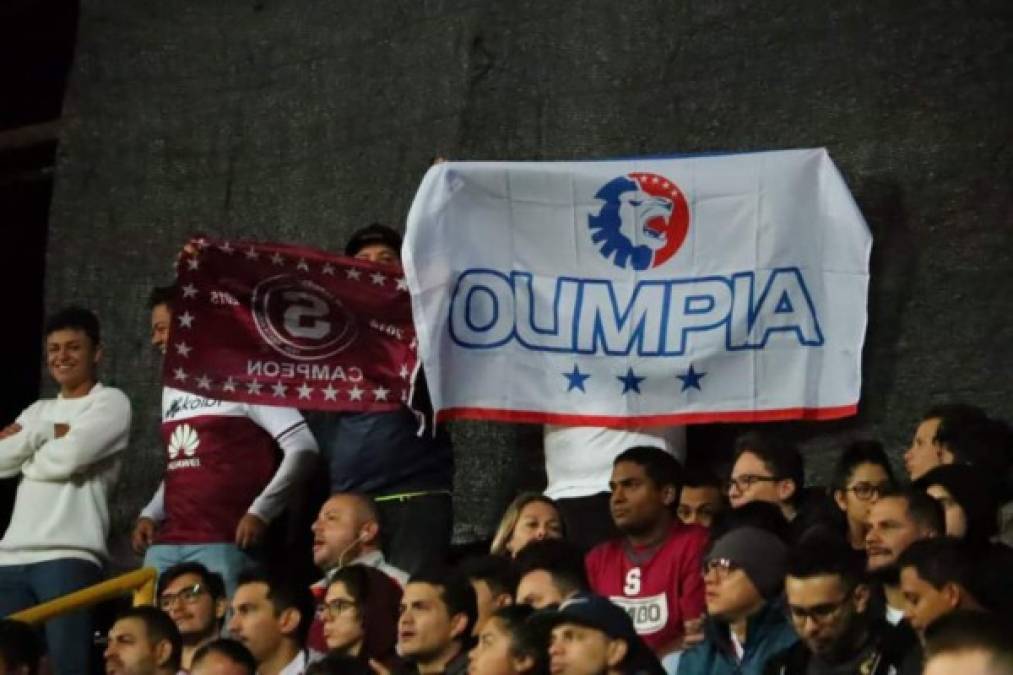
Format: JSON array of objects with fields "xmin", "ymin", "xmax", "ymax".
[
  {"xmin": 539, "ymin": 594, "xmax": 664, "ymax": 675},
  {"xmin": 344, "ymin": 223, "xmax": 403, "ymax": 258}
]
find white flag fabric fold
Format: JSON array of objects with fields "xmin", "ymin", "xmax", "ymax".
[{"xmin": 404, "ymin": 149, "xmax": 871, "ymax": 426}]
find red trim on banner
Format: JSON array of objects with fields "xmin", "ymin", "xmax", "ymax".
[{"xmin": 436, "ymin": 404, "xmax": 858, "ymax": 426}]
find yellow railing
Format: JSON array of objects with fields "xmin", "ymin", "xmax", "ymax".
[{"xmin": 8, "ymin": 567, "xmax": 158, "ymax": 626}]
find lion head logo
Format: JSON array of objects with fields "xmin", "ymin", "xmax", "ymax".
[{"xmin": 588, "ymin": 172, "xmax": 690, "ymax": 270}]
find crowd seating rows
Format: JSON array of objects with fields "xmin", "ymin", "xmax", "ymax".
[{"xmin": 0, "ymin": 224, "xmax": 1011, "ymax": 675}]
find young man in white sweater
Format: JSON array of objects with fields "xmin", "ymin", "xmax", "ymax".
[{"xmin": 0, "ymin": 306, "xmax": 132, "ymax": 675}]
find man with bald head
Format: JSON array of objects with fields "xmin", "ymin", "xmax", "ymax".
[
  {"xmin": 306, "ymin": 492, "xmax": 408, "ymax": 651},
  {"xmin": 311, "ymin": 492, "xmax": 408, "ymax": 588}
]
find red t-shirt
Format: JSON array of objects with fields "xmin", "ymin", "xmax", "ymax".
[
  {"xmin": 585, "ymin": 522, "xmax": 708, "ymax": 653},
  {"xmin": 157, "ymin": 387, "xmax": 307, "ymax": 543}
]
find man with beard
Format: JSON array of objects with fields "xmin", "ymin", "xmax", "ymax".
[
  {"xmin": 864, "ymin": 490, "xmax": 943, "ymax": 625},
  {"xmin": 764, "ymin": 532, "xmax": 909, "ymax": 675},
  {"xmin": 157, "ymin": 562, "xmax": 228, "ymax": 670},
  {"xmin": 585, "ymin": 446, "xmax": 708, "ymax": 669},
  {"xmin": 104, "ymin": 606, "xmax": 182, "ymax": 675}
]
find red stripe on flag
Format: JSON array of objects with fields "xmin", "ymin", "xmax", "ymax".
[{"xmin": 435, "ymin": 404, "xmax": 858, "ymax": 426}]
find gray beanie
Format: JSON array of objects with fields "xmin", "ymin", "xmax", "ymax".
[{"xmin": 705, "ymin": 526, "xmax": 788, "ymax": 599}]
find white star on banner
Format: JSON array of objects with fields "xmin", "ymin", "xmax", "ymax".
[
  {"xmin": 196, "ymin": 375, "xmax": 212, "ymax": 390},
  {"xmin": 246, "ymin": 381, "xmax": 263, "ymax": 395},
  {"xmin": 399, "ymin": 364, "xmax": 410, "ymax": 380},
  {"xmin": 272, "ymin": 381, "xmax": 288, "ymax": 397},
  {"xmin": 245, "ymin": 247, "xmax": 259, "ymax": 261},
  {"xmin": 297, "ymin": 383, "xmax": 313, "ymax": 400},
  {"xmin": 195, "ymin": 237, "xmax": 208, "ymax": 249},
  {"xmin": 322, "ymin": 263, "xmax": 335, "ymax": 275},
  {"xmin": 173, "ymin": 367, "xmax": 187, "ymax": 381},
  {"xmin": 370, "ymin": 272, "xmax": 387, "ymax": 286},
  {"xmin": 177, "ymin": 311, "xmax": 195, "ymax": 328},
  {"xmin": 322, "ymin": 384, "xmax": 338, "ymax": 401},
  {"xmin": 296, "ymin": 258, "xmax": 309, "ymax": 271},
  {"xmin": 181, "ymin": 283, "xmax": 198, "ymax": 299},
  {"xmin": 346, "ymin": 268, "xmax": 362, "ymax": 281},
  {"xmin": 186, "ymin": 257, "xmax": 199, "ymax": 271},
  {"xmin": 222, "ymin": 378, "xmax": 236, "ymax": 393},
  {"xmin": 400, "ymin": 390, "xmax": 408, "ymax": 402},
  {"xmin": 373, "ymin": 386, "xmax": 390, "ymax": 401},
  {"xmin": 270, "ymin": 252, "xmax": 284, "ymax": 266},
  {"xmin": 396, "ymin": 277, "xmax": 408, "ymax": 292},
  {"xmin": 175, "ymin": 342, "xmax": 192, "ymax": 357},
  {"xmin": 219, "ymin": 241, "xmax": 234, "ymax": 254},
  {"xmin": 348, "ymin": 385, "xmax": 364, "ymax": 401}
]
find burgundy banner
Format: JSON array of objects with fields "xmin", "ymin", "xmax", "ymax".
[{"xmin": 163, "ymin": 237, "xmax": 416, "ymax": 411}]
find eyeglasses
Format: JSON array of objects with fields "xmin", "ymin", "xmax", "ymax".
[
  {"xmin": 158, "ymin": 583, "xmax": 206, "ymax": 610},
  {"xmin": 842, "ymin": 482, "xmax": 891, "ymax": 501},
  {"xmin": 788, "ymin": 589, "xmax": 853, "ymax": 624},
  {"xmin": 317, "ymin": 598, "xmax": 357, "ymax": 619},
  {"xmin": 726, "ymin": 474, "xmax": 779, "ymax": 493},
  {"xmin": 701, "ymin": 558, "xmax": 741, "ymax": 579}
]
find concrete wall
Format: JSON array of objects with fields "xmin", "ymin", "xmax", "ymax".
[{"xmin": 45, "ymin": 0, "xmax": 1012, "ymax": 563}]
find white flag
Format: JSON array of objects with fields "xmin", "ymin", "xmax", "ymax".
[{"xmin": 404, "ymin": 149, "xmax": 871, "ymax": 426}]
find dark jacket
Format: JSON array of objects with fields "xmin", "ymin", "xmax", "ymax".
[
  {"xmin": 762, "ymin": 618, "xmax": 915, "ymax": 675},
  {"xmin": 677, "ymin": 602, "xmax": 798, "ymax": 675}
]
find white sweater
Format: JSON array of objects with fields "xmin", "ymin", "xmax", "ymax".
[{"xmin": 0, "ymin": 383, "xmax": 131, "ymax": 566}]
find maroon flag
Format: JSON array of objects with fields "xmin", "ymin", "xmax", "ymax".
[{"xmin": 163, "ymin": 237, "xmax": 416, "ymax": 412}]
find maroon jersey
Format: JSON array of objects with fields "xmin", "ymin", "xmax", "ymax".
[
  {"xmin": 156, "ymin": 387, "xmax": 308, "ymax": 543},
  {"xmin": 585, "ymin": 522, "xmax": 708, "ymax": 652}
]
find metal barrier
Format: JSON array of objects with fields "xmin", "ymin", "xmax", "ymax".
[{"xmin": 8, "ymin": 567, "xmax": 158, "ymax": 626}]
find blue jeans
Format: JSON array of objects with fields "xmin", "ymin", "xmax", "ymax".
[
  {"xmin": 144, "ymin": 543, "xmax": 255, "ymax": 598},
  {"xmin": 0, "ymin": 557, "xmax": 102, "ymax": 675}
]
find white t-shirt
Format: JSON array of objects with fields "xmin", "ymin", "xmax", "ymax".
[
  {"xmin": 543, "ymin": 425, "xmax": 686, "ymax": 499},
  {"xmin": 0, "ymin": 383, "xmax": 131, "ymax": 565}
]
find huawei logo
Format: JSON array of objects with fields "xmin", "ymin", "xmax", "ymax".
[{"xmin": 167, "ymin": 424, "xmax": 199, "ymax": 460}]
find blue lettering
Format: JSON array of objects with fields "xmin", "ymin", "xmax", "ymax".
[{"xmin": 448, "ymin": 267, "xmax": 823, "ymax": 355}]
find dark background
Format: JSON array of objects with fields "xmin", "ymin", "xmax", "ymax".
[{"xmin": 2, "ymin": 0, "xmax": 1011, "ymax": 568}]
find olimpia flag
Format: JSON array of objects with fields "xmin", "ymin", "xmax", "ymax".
[{"xmin": 403, "ymin": 149, "xmax": 871, "ymax": 426}]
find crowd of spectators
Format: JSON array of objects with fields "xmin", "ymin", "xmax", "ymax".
[{"xmin": 1, "ymin": 224, "xmax": 1011, "ymax": 675}]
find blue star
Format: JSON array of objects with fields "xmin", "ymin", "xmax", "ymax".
[
  {"xmin": 617, "ymin": 367, "xmax": 645, "ymax": 394},
  {"xmin": 677, "ymin": 364, "xmax": 707, "ymax": 392},
  {"xmin": 562, "ymin": 364, "xmax": 591, "ymax": 392}
]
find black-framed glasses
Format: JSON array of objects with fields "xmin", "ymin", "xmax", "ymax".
[
  {"xmin": 158, "ymin": 583, "xmax": 206, "ymax": 610},
  {"xmin": 702, "ymin": 557, "xmax": 741, "ymax": 579},
  {"xmin": 842, "ymin": 481, "xmax": 891, "ymax": 501},
  {"xmin": 317, "ymin": 598, "xmax": 358, "ymax": 619},
  {"xmin": 726, "ymin": 474, "xmax": 779, "ymax": 493},
  {"xmin": 788, "ymin": 589, "xmax": 853, "ymax": 624}
]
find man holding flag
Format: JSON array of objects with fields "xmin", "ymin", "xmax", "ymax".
[
  {"xmin": 132, "ymin": 284, "xmax": 319, "ymax": 596},
  {"xmin": 136, "ymin": 227, "xmax": 453, "ymax": 578},
  {"xmin": 305, "ymin": 223, "xmax": 455, "ymax": 574}
]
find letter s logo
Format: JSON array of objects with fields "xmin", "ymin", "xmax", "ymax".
[
  {"xmin": 283, "ymin": 291, "xmax": 330, "ymax": 339},
  {"xmin": 624, "ymin": 567, "xmax": 641, "ymax": 596}
]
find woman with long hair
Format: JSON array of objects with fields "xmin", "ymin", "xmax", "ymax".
[
  {"xmin": 318, "ymin": 564, "xmax": 402, "ymax": 668},
  {"xmin": 490, "ymin": 493, "xmax": 564, "ymax": 558},
  {"xmin": 468, "ymin": 604, "xmax": 547, "ymax": 675}
]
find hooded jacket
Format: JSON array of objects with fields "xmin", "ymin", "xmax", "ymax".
[{"xmin": 676, "ymin": 601, "xmax": 798, "ymax": 675}]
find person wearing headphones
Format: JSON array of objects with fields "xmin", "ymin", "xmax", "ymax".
[{"xmin": 307, "ymin": 493, "xmax": 408, "ymax": 651}]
